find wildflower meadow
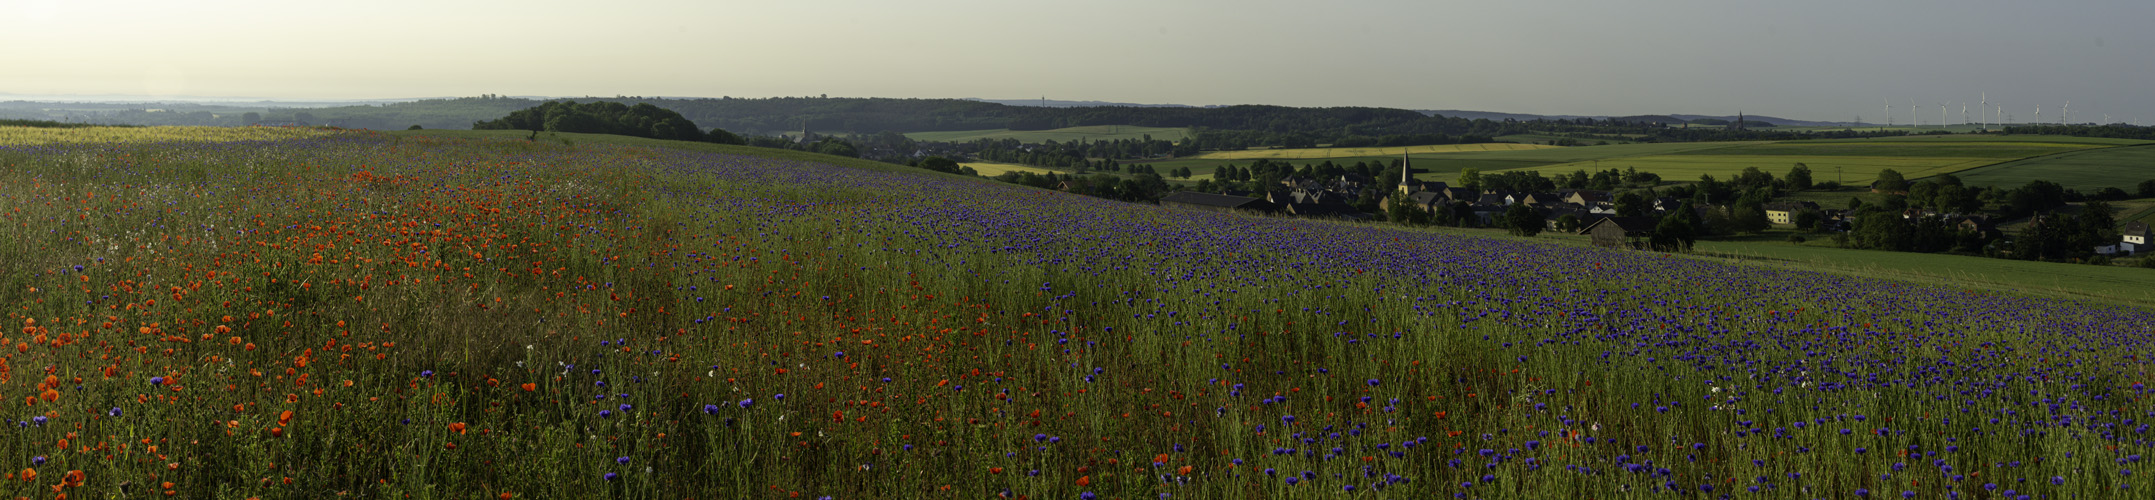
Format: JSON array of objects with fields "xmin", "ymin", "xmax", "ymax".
[{"xmin": 0, "ymin": 127, "xmax": 2147, "ymax": 499}]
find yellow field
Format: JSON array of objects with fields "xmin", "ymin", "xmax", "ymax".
[
  {"xmin": 0, "ymin": 125, "xmax": 337, "ymax": 145},
  {"xmin": 1192, "ymin": 142, "xmax": 1557, "ymax": 160},
  {"xmin": 961, "ymin": 162, "xmax": 1063, "ymax": 177},
  {"xmin": 1488, "ymin": 155, "xmax": 2011, "ymax": 185}
]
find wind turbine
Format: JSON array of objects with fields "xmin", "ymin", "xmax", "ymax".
[
  {"xmin": 1910, "ymin": 99, "xmax": 1918, "ymax": 127},
  {"xmin": 2061, "ymin": 101, "xmax": 2069, "ymax": 125},
  {"xmin": 1884, "ymin": 98, "xmax": 1892, "ymax": 127},
  {"xmin": 2035, "ymin": 105, "xmax": 2042, "ymax": 124},
  {"xmin": 1962, "ymin": 103, "xmax": 1968, "ymax": 128},
  {"xmin": 1940, "ymin": 103, "xmax": 1947, "ymax": 128},
  {"xmin": 1981, "ymin": 92, "xmax": 1988, "ymax": 129}
]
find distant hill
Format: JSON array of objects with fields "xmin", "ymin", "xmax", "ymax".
[
  {"xmin": 1422, "ymin": 109, "xmax": 1850, "ymax": 127},
  {"xmin": 968, "ymin": 98, "xmax": 1200, "ymax": 108},
  {"xmin": 1667, "ymin": 114, "xmax": 1847, "ymax": 127}
]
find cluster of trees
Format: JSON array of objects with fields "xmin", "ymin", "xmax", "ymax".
[
  {"xmin": 941, "ymin": 136, "xmax": 1187, "ymax": 167},
  {"xmin": 1184, "ymin": 129, "xmax": 1498, "ymax": 152},
  {"xmin": 473, "ymin": 101, "xmax": 742, "ymax": 144},
  {"xmin": 2012, "ymin": 202, "xmax": 2122, "ymax": 261},
  {"xmin": 989, "ymin": 171, "xmax": 1174, "ymax": 203},
  {"xmin": 2001, "ymin": 124, "xmax": 2155, "ymax": 141}
]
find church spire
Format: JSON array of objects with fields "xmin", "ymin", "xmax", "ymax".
[{"xmin": 1398, "ymin": 150, "xmax": 1413, "ymax": 194}]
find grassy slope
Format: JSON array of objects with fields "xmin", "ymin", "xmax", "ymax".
[
  {"xmin": 960, "ymin": 161, "xmax": 1062, "ymax": 177},
  {"xmin": 1951, "ymin": 144, "xmax": 2155, "ymax": 191},
  {"xmin": 391, "ymin": 129, "xmax": 970, "ymax": 177},
  {"xmin": 1403, "ymin": 225, "xmax": 2155, "ymax": 309},
  {"xmin": 902, "ymin": 125, "xmax": 1189, "ymax": 143},
  {"xmin": 1472, "ymin": 135, "xmax": 2134, "ymax": 185},
  {"xmin": 404, "ymin": 129, "xmax": 2150, "ymax": 306},
  {"xmin": 1188, "ymin": 143, "xmax": 1555, "ymax": 160}
]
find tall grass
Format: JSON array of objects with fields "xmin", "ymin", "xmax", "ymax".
[{"xmin": 0, "ymin": 128, "xmax": 2145, "ymax": 498}]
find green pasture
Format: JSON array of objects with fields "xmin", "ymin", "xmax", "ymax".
[
  {"xmin": 960, "ymin": 161, "xmax": 1063, "ymax": 177},
  {"xmin": 1414, "ymin": 224, "xmax": 2155, "ymax": 309},
  {"xmin": 1476, "ymin": 154, "xmax": 1994, "ymax": 185},
  {"xmin": 1951, "ymin": 144, "xmax": 2155, "ymax": 191},
  {"xmin": 1465, "ymin": 136, "xmax": 2125, "ymax": 185},
  {"xmin": 903, "ymin": 125, "xmax": 1189, "ymax": 143},
  {"xmin": 1689, "ymin": 237, "xmax": 2155, "ymax": 308}
]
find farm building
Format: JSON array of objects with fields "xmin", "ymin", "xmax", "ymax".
[
  {"xmin": 1578, "ymin": 216, "xmax": 1657, "ymax": 249},
  {"xmin": 1764, "ymin": 201, "xmax": 1820, "ymax": 224},
  {"xmin": 2123, "ymin": 222, "xmax": 2151, "ymax": 255},
  {"xmin": 1158, "ymin": 191, "xmax": 1271, "ymax": 213}
]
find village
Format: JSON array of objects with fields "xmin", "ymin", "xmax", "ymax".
[{"xmin": 1155, "ymin": 153, "xmax": 2143, "ymax": 259}]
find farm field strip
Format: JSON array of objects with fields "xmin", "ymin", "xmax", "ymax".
[
  {"xmin": 1951, "ymin": 144, "xmax": 2155, "ymax": 191},
  {"xmin": 961, "ymin": 161, "xmax": 1063, "ymax": 177},
  {"xmin": 903, "ymin": 125, "xmax": 1190, "ymax": 143},
  {"xmin": 0, "ymin": 127, "xmax": 2148, "ymax": 498},
  {"xmin": 1191, "ymin": 143, "xmax": 1556, "ymax": 160},
  {"xmin": 1495, "ymin": 155, "xmax": 2013, "ymax": 184}
]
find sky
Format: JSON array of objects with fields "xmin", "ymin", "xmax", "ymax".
[{"xmin": 3, "ymin": 0, "xmax": 2151, "ymax": 124}]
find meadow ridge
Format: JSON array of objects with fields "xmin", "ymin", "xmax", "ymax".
[
  {"xmin": 1187, "ymin": 143, "xmax": 1558, "ymax": 161},
  {"xmin": 903, "ymin": 126, "xmax": 1191, "ymax": 143},
  {"xmin": 0, "ymin": 127, "xmax": 2150, "ymax": 498}
]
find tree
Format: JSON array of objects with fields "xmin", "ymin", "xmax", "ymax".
[
  {"xmin": 243, "ymin": 112, "xmax": 261, "ymax": 125},
  {"xmin": 2138, "ymin": 179, "xmax": 2155, "ymax": 198},
  {"xmin": 1851, "ymin": 211, "xmax": 1912, "ymax": 251},
  {"xmin": 1614, "ymin": 191, "xmax": 1650, "ymax": 217},
  {"xmin": 1731, "ymin": 203, "xmax": 1771, "ymax": 234},
  {"xmin": 1733, "ymin": 166, "xmax": 1776, "ymax": 194},
  {"xmin": 2076, "ymin": 201, "xmax": 2120, "ymax": 251},
  {"xmin": 1787, "ymin": 163, "xmax": 1814, "ymax": 191},
  {"xmin": 1792, "ymin": 210, "xmax": 1823, "ymax": 232},
  {"xmin": 1653, "ymin": 201, "xmax": 1702, "ymax": 251},
  {"xmin": 1457, "ymin": 168, "xmax": 1482, "ymax": 193},
  {"xmin": 406, "ymin": 124, "xmax": 423, "ymax": 130},
  {"xmin": 705, "ymin": 127, "xmax": 744, "ymax": 145},
  {"xmin": 1555, "ymin": 214, "xmax": 1582, "ymax": 232},
  {"xmin": 1503, "ymin": 204, "xmax": 1544, "ymax": 237},
  {"xmin": 915, "ymin": 156, "xmax": 962, "ymax": 174},
  {"xmin": 1873, "ymin": 168, "xmax": 1908, "ymax": 194}
]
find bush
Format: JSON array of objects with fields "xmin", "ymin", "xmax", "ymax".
[
  {"xmin": 1786, "ymin": 234, "xmax": 1807, "ymax": 244},
  {"xmin": 2088, "ymin": 255, "xmax": 2112, "ymax": 266},
  {"xmin": 406, "ymin": 124, "xmax": 423, "ymax": 130}
]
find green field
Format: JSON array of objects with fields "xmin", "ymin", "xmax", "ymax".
[
  {"xmin": 960, "ymin": 161, "xmax": 1063, "ymax": 177},
  {"xmin": 1455, "ymin": 136, "xmax": 2130, "ymax": 185},
  {"xmin": 1416, "ymin": 224, "xmax": 2155, "ymax": 308},
  {"xmin": 1688, "ymin": 237, "xmax": 2155, "ymax": 308},
  {"xmin": 1190, "ymin": 142, "xmax": 1555, "ymax": 160},
  {"xmin": 1951, "ymin": 144, "xmax": 2155, "ymax": 191},
  {"xmin": 903, "ymin": 125, "xmax": 1189, "ymax": 143}
]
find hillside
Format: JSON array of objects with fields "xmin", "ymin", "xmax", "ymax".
[{"xmin": 0, "ymin": 126, "xmax": 2149, "ymax": 497}]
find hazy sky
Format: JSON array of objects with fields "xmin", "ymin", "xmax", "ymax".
[{"xmin": 4, "ymin": 0, "xmax": 2150, "ymax": 123}]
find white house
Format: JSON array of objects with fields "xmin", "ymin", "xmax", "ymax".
[{"xmin": 2122, "ymin": 222, "xmax": 2151, "ymax": 255}]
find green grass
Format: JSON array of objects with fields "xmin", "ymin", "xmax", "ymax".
[
  {"xmin": 1951, "ymin": 144, "xmax": 2155, "ymax": 191},
  {"xmin": 1662, "ymin": 141, "xmax": 2097, "ymax": 158},
  {"xmin": 1689, "ymin": 237, "xmax": 2155, "ymax": 308},
  {"xmin": 3, "ymin": 126, "xmax": 2151, "ymax": 499},
  {"xmin": 391, "ymin": 129, "xmax": 968, "ymax": 178},
  {"xmin": 902, "ymin": 125, "xmax": 1189, "ymax": 143},
  {"xmin": 1410, "ymin": 223, "xmax": 2155, "ymax": 308},
  {"xmin": 1472, "ymin": 137, "xmax": 2125, "ymax": 185},
  {"xmin": 961, "ymin": 161, "xmax": 1062, "ymax": 177}
]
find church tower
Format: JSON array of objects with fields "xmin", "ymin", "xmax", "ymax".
[{"xmin": 1397, "ymin": 151, "xmax": 1414, "ymax": 195}]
